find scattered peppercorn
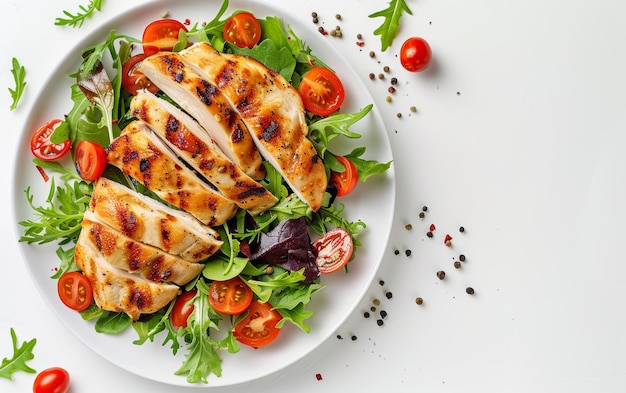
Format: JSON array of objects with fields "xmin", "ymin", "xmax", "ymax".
[
  {"xmin": 318, "ymin": 26, "xmax": 325, "ymax": 34},
  {"xmin": 369, "ymin": 73, "xmax": 375, "ymax": 80},
  {"xmin": 311, "ymin": 12, "xmax": 318, "ymax": 18},
  {"xmin": 466, "ymin": 287, "xmax": 475, "ymax": 295},
  {"xmin": 457, "ymin": 91, "xmax": 461, "ymax": 96},
  {"xmin": 454, "ymin": 261, "xmax": 461, "ymax": 269},
  {"xmin": 415, "ymin": 297, "xmax": 423, "ymax": 305},
  {"xmin": 379, "ymin": 280, "xmax": 385, "ymax": 286},
  {"xmin": 391, "ymin": 77, "xmax": 398, "ymax": 85},
  {"xmin": 383, "ymin": 65, "xmax": 390, "ymax": 73},
  {"xmin": 426, "ymin": 231, "xmax": 434, "ymax": 238},
  {"xmin": 405, "ymin": 224, "xmax": 412, "ymax": 230},
  {"xmin": 437, "ymin": 270, "xmax": 446, "ymax": 280},
  {"xmin": 336, "ymin": 334, "xmax": 343, "ymax": 339},
  {"xmin": 357, "ymin": 33, "xmax": 363, "ymax": 40},
  {"xmin": 444, "ymin": 234, "xmax": 453, "ymax": 247},
  {"xmin": 378, "ymin": 73, "xmax": 385, "ymax": 79},
  {"xmin": 373, "ymin": 298, "xmax": 381, "ymax": 306},
  {"xmin": 396, "ymin": 112, "xmax": 402, "ymax": 118},
  {"xmin": 422, "ymin": 206, "xmax": 428, "ymax": 212},
  {"xmin": 312, "ymin": 17, "xmax": 318, "ymax": 24},
  {"xmin": 370, "ymin": 306, "xmax": 376, "ymax": 312},
  {"xmin": 405, "ymin": 249, "xmax": 412, "ymax": 257},
  {"xmin": 394, "ymin": 249, "xmax": 400, "ymax": 255},
  {"xmin": 388, "ymin": 86, "xmax": 396, "ymax": 94},
  {"xmin": 459, "ymin": 254, "xmax": 466, "ymax": 262},
  {"xmin": 364, "ymin": 311, "xmax": 370, "ymax": 318},
  {"xmin": 335, "ymin": 14, "xmax": 342, "ymax": 20},
  {"xmin": 377, "ymin": 319, "xmax": 384, "ymax": 326},
  {"xmin": 351, "ymin": 335, "xmax": 357, "ymax": 341},
  {"xmin": 316, "ymin": 373, "xmax": 323, "ymax": 381},
  {"xmin": 330, "ymin": 30, "xmax": 337, "ymax": 37},
  {"xmin": 419, "ymin": 211, "xmax": 425, "ymax": 219},
  {"xmin": 385, "ymin": 291, "xmax": 393, "ymax": 299},
  {"xmin": 380, "ymin": 310, "xmax": 387, "ymax": 319},
  {"xmin": 386, "ymin": 96, "xmax": 392, "ymax": 103},
  {"xmin": 459, "ymin": 226, "xmax": 465, "ymax": 233},
  {"xmin": 369, "ymin": 51, "xmax": 376, "ymax": 58},
  {"xmin": 410, "ymin": 106, "xmax": 417, "ymax": 113}
]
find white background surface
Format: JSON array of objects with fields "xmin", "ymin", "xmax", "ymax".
[{"xmin": 2, "ymin": 0, "xmax": 626, "ymax": 392}]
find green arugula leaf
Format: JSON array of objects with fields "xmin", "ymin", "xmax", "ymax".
[
  {"xmin": 369, "ymin": 0, "xmax": 413, "ymax": 51},
  {"xmin": 230, "ymin": 39, "xmax": 296, "ymax": 81},
  {"xmin": 0, "ymin": 328, "xmax": 36, "ymax": 380},
  {"xmin": 55, "ymin": 0, "xmax": 104, "ymax": 28},
  {"xmin": 345, "ymin": 147, "xmax": 393, "ymax": 182},
  {"xmin": 8, "ymin": 57, "xmax": 26, "ymax": 111},
  {"xmin": 95, "ymin": 311, "xmax": 131, "ymax": 334},
  {"xmin": 308, "ymin": 104, "xmax": 373, "ymax": 158}
]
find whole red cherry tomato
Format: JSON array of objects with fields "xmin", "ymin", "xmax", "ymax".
[
  {"xmin": 400, "ymin": 37, "xmax": 432, "ymax": 72},
  {"xmin": 33, "ymin": 367, "xmax": 70, "ymax": 393}
]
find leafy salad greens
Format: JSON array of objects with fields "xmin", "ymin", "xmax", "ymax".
[{"xmin": 18, "ymin": 0, "xmax": 391, "ymax": 384}]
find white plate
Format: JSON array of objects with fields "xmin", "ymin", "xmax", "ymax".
[{"xmin": 12, "ymin": 0, "xmax": 395, "ymax": 387}]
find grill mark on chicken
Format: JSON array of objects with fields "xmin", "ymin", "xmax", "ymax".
[
  {"xmin": 180, "ymin": 43, "xmax": 327, "ymax": 211},
  {"xmin": 130, "ymin": 91, "xmax": 277, "ymax": 215},
  {"xmin": 139, "ymin": 52, "xmax": 265, "ymax": 180}
]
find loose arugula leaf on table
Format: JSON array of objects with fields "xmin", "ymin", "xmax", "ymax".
[
  {"xmin": 8, "ymin": 57, "xmax": 26, "ymax": 111},
  {"xmin": 369, "ymin": 0, "xmax": 413, "ymax": 51},
  {"xmin": 55, "ymin": 0, "xmax": 104, "ymax": 28},
  {"xmin": 0, "ymin": 328, "xmax": 36, "ymax": 380}
]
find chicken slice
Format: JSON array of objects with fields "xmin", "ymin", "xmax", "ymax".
[
  {"xmin": 180, "ymin": 42, "xmax": 327, "ymax": 211},
  {"xmin": 74, "ymin": 230, "xmax": 179, "ymax": 321},
  {"xmin": 81, "ymin": 212, "xmax": 204, "ymax": 286},
  {"xmin": 89, "ymin": 177, "xmax": 221, "ymax": 263},
  {"xmin": 138, "ymin": 52, "xmax": 266, "ymax": 180},
  {"xmin": 106, "ymin": 120, "xmax": 237, "ymax": 226},
  {"xmin": 130, "ymin": 91, "xmax": 278, "ymax": 215}
]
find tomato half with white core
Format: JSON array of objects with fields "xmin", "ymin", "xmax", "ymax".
[
  {"xmin": 57, "ymin": 271, "xmax": 92, "ymax": 311},
  {"xmin": 223, "ymin": 12, "xmax": 262, "ymax": 49},
  {"xmin": 208, "ymin": 277, "xmax": 253, "ymax": 315},
  {"xmin": 170, "ymin": 290, "xmax": 196, "ymax": 329},
  {"xmin": 75, "ymin": 140, "xmax": 107, "ymax": 182},
  {"xmin": 298, "ymin": 67, "xmax": 345, "ymax": 116},
  {"xmin": 400, "ymin": 37, "xmax": 432, "ymax": 72},
  {"xmin": 30, "ymin": 119, "xmax": 71, "ymax": 162},
  {"xmin": 142, "ymin": 19, "xmax": 188, "ymax": 56},
  {"xmin": 121, "ymin": 53, "xmax": 160, "ymax": 95},
  {"xmin": 33, "ymin": 367, "xmax": 70, "ymax": 393},
  {"xmin": 233, "ymin": 300, "xmax": 282, "ymax": 348},
  {"xmin": 312, "ymin": 227, "xmax": 354, "ymax": 274},
  {"xmin": 330, "ymin": 156, "xmax": 359, "ymax": 197}
]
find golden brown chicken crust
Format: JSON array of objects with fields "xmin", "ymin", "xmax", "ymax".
[{"xmin": 106, "ymin": 121, "xmax": 237, "ymax": 226}]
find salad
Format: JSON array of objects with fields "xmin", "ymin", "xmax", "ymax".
[{"xmin": 18, "ymin": 0, "xmax": 391, "ymax": 384}]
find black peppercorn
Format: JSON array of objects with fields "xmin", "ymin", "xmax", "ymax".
[{"xmin": 437, "ymin": 270, "xmax": 446, "ymax": 280}]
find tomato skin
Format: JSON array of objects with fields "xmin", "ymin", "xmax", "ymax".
[
  {"xmin": 170, "ymin": 290, "xmax": 196, "ymax": 329},
  {"xmin": 30, "ymin": 119, "xmax": 71, "ymax": 162},
  {"xmin": 57, "ymin": 271, "xmax": 92, "ymax": 311},
  {"xmin": 330, "ymin": 156, "xmax": 359, "ymax": 197},
  {"xmin": 233, "ymin": 300, "xmax": 282, "ymax": 348},
  {"xmin": 121, "ymin": 53, "xmax": 160, "ymax": 95},
  {"xmin": 142, "ymin": 19, "xmax": 188, "ymax": 56},
  {"xmin": 33, "ymin": 367, "xmax": 70, "ymax": 393},
  {"xmin": 75, "ymin": 140, "xmax": 107, "ymax": 182},
  {"xmin": 223, "ymin": 12, "xmax": 262, "ymax": 49},
  {"xmin": 400, "ymin": 37, "xmax": 432, "ymax": 72},
  {"xmin": 312, "ymin": 227, "xmax": 354, "ymax": 274},
  {"xmin": 298, "ymin": 67, "xmax": 345, "ymax": 117},
  {"xmin": 209, "ymin": 277, "xmax": 253, "ymax": 315}
]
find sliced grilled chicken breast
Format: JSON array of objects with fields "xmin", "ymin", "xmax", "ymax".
[
  {"xmin": 130, "ymin": 91, "xmax": 278, "ymax": 215},
  {"xmin": 107, "ymin": 121, "xmax": 238, "ymax": 226},
  {"xmin": 180, "ymin": 42, "xmax": 327, "ymax": 211},
  {"xmin": 138, "ymin": 52, "xmax": 266, "ymax": 180},
  {"xmin": 74, "ymin": 231, "xmax": 179, "ymax": 321},
  {"xmin": 89, "ymin": 177, "xmax": 221, "ymax": 263},
  {"xmin": 81, "ymin": 212, "xmax": 204, "ymax": 286}
]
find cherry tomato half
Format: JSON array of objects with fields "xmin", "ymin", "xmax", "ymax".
[
  {"xmin": 33, "ymin": 367, "xmax": 70, "ymax": 393},
  {"xmin": 30, "ymin": 119, "xmax": 71, "ymax": 162},
  {"xmin": 209, "ymin": 277, "xmax": 253, "ymax": 315},
  {"xmin": 298, "ymin": 67, "xmax": 345, "ymax": 117},
  {"xmin": 170, "ymin": 290, "xmax": 196, "ymax": 329},
  {"xmin": 223, "ymin": 12, "xmax": 262, "ymax": 49},
  {"xmin": 400, "ymin": 37, "xmax": 432, "ymax": 72},
  {"xmin": 121, "ymin": 53, "xmax": 160, "ymax": 95},
  {"xmin": 142, "ymin": 19, "xmax": 188, "ymax": 56},
  {"xmin": 330, "ymin": 156, "xmax": 359, "ymax": 197},
  {"xmin": 312, "ymin": 227, "xmax": 354, "ymax": 274},
  {"xmin": 233, "ymin": 300, "xmax": 282, "ymax": 348},
  {"xmin": 57, "ymin": 271, "xmax": 92, "ymax": 311},
  {"xmin": 75, "ymin": 140, "xmax": 107, "ymax": 182}
]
